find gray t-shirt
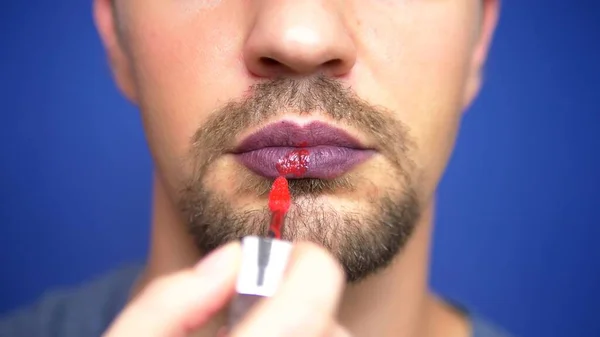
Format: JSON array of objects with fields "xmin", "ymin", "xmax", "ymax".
[{"xmin": 0, "ymin": 266, "xmax": 511, "ymax": 337}]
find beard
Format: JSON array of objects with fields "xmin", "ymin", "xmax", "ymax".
[{"xmin": 179, "ymin": 76, "xmax": 421, "ymax": 283}]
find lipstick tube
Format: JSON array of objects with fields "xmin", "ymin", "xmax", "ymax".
[{"xmin": 227, "ymin": 235, "xmax": 293, "ymax": 329}]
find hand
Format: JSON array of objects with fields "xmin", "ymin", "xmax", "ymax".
[{"xmin": 103, "ymin": 241, "xmax": 351, "ymax": 337}]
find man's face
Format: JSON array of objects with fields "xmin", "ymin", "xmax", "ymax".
[{"xmin": 96, "ymin": 0, "xmax": 497, "ymax": 282}]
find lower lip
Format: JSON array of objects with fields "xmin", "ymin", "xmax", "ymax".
[{"xmin": 234, "ymin": 146, "xmax": 374, "ymax": 179}]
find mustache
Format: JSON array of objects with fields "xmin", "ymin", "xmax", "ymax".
[{"xmin": 188, "ymin": 75, "xmax": 414, "ymax": 181}]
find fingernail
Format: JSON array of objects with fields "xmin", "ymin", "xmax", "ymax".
[{"xmin": 195, "ymin": 242, "xmax": 238, "ymax": 274}]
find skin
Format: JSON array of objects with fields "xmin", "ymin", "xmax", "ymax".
[{"xmin": 94, "ymin": 0, "xmax": 499, "ymax": 336}]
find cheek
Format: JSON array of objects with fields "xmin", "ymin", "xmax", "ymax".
[
  {"xmin": 352, "ymin": 2, "xmax": 476, "ymax": 190},
  {"xmin": 120, "ymin": 1, "xmax": 252, "ymax": 189}
]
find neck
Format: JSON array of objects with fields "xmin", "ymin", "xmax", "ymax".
[
  {"xmin": 135, "ymin": 175, "xmax": 468, "ymax": 337},
  {"xmin": 338, "ymin": 201, "xmax": 433, "ymax": 337}
]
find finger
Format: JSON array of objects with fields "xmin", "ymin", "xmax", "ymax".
[
  {"xmin": 328, "ymin": 323, "xmax": 353, "ymax": 337},
  {"xmin": 231, "ymin": 242, "xmax": 345, "ymax": 337},
  {"xmin": 216, "ymin": 326, "xmax": 229, "ymax": 337},
  {"xmin": 104, "ymin": 242, "xmax": 242, "ymax": 337}
]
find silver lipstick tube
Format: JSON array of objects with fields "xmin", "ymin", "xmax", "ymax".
[{"xmin": 227, "ymin": 236, "xmax": 293, "ymax": 329}]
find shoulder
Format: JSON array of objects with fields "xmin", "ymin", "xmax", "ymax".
[
  {"xmin": 470, "ymin": 314, "xmax": 514, "ymax": 337},
  {"xmin": 0, "ymin": 265, "xmax": 142, "ymax": 337},
  {"xmin": 427, "ymin": 295, "xmax": 514, "ymax": 337}
]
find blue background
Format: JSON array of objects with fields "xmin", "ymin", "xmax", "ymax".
[{"xmin": 1, "ymin": 1, "xmax": 599, "ymax": 336}]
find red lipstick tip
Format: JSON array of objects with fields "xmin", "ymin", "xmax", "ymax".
[{"xmin": 268, "ymin": 176, "xmax": 291, "ymax": 213}]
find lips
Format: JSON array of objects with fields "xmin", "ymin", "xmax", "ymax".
[{"xmin": 232, "ymin": 121, "xmax": 374, "ymax": 179}]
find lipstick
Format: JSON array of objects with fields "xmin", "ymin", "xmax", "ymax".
[
  {"xmin": 227, "ymin": 176, "xmax": 293, "ymax": 329},
  {"xmin": 227, "ymin": 236, "xmax": 293, "ymax": 329}
]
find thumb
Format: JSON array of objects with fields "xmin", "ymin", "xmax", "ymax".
[{"xmin": 104, "ymin": 242, "xmax": 242, "ymax": 337}]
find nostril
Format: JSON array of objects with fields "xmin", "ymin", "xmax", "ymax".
[
  {"xmin": 259, "ymin": 57, "xmax": 282, "ymax": 67},
  {"xmin": 259, "ymin": 57, "xmax": 344, "ymax": 73},
  {"xmin": 323, "ymin": 59, "xmax": 342, "ymax": 68},
  {"xmin": 250, "ymin": 55, "xmax": 351, "ymax": 77}
]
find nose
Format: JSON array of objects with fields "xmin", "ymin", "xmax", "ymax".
[{"xmin": 244, "ymin": 1, "xmax": 357, "ymax": 78}]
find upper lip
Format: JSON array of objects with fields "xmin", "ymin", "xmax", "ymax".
[{"xmin": 233, "ymin": 121, "xmax": 367, "ymax": 153}]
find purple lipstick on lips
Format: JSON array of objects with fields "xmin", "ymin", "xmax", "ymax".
[{"xmin": 233, "ymin": 121, "xmax": 374, "ymax": 179}]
